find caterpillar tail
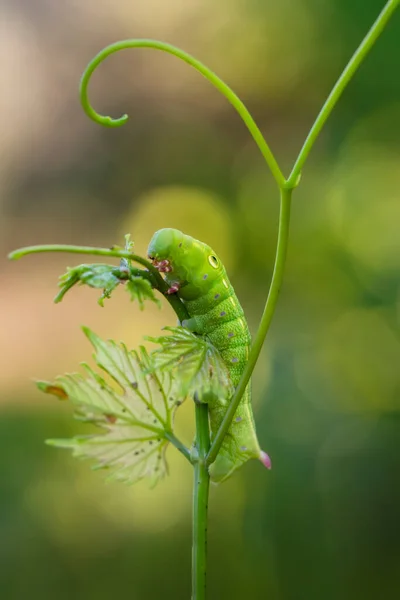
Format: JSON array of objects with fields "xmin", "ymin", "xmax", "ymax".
[{"xmin": 207, "ymin": 388, "xmax": 272, "ymax": 484}]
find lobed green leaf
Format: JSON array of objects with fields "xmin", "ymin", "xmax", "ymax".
[
  {"xmin": 54, "ymin": 260, "xmax": 160, "ymax": 309},
  {"xmin": 55, "ymin": 263, "xmax": 122, "ymax": 305},
  {"xmin": 146, "ymin": 326, "xmax": 234, "ymax": 404},
  {"xmin": 39, "ymin": 328, "xmax": 186, "ymax": 486}
]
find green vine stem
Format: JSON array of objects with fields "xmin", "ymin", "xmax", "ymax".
[
  {"xmin": 79, "ymin": 39, "xmax": 286, "ymax": 189},
  {"xmin": 207, "ymin": 186, "xmax": 292, "ymax": 465},
  {"xmin": 192, "ymin": 402, "xmax": 210, "ymax": 600},
  {"xmin": 9, "ymin": 243, "xmax": 154, "ymax": 270},
  {"xmin": 287, "ymin": 0, "xmax": 399, "ymax": 188},
  {"xmin": 208, "ymin": 0, "xmax": 398, "ymax": 461}
]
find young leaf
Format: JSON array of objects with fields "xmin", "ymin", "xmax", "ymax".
[
  {"xmin": 55, "ymin": 261, "xmax": 159, "ymax": 308},
  {"xmin": 126, "ymin": 277, "xmax": 161, "ymax": 310},
  {"xmin": 116, "ymin": 233, "xmax": 135, "ymax": 271},
  {"xmin": 39, "ymin": 328, "xmax": 187, "ymax": 486},
  {"xmin": 146, "ymin": 326, "xmax": 234, "ymax": 404},
  {"xmin": 124, "ymin": 233, "xmax": 134, "ymax": 251},
  {"xmin": 55, "ymin": 263, "xmax": 122, "ymax": 305}
]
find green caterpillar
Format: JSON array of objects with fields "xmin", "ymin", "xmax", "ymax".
[{"xmin": 148, "ymin": 228, "xmax": 271, "ymax": 483}]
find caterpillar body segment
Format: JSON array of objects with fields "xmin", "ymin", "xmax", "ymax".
[{"xmin": 148, "ymin": 228, "xmax": 270, "ymax": 482}]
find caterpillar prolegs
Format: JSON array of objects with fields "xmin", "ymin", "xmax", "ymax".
[{"xmin": 148, "ymin": 228, "xmax": 271, "ymax": 483}]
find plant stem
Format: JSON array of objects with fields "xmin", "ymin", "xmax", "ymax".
[
  {"xmin": 287, "ymin": 0, "xmax": 399, "ymax": 187},
  {"xmin": 207, "ymin": 0, "xmax": 399, "ymax": 464},
  {"xmin": 192, "ymin": 402, "xmax": 210, "ymax": 600},
  {"xmin": 207, "ymin": 187, "xmax": 292, "ymax": 465},
  {"xmin": 79, "ymin": 39, "xmax": 286, "ymax": 189},
  {"xmin": 9, "ymin": 243, "xmax": 153, "ymax": 268}
]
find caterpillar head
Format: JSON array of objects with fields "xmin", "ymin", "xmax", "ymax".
[
  {"xmin": 147, "ymin": 228, "xmax": 177, "ymax": 262},
  {"xmin": 147, "ymin": 228, "xmax": 179, "ymax": 273},
  {"xmin": 148, "ymin": 229, "xmax": 225, "ymax": 297}
]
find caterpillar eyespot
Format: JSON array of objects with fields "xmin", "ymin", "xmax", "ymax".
[
  {"xmin": 147, "ymin": 228, "xmax": 270, "ymax": 483},
  {"xmin": 208, "ymin": 255, "xmax": 219, "ymax": 268}
]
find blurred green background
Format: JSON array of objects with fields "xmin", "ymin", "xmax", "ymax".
[{"xmin": 1, "ymin": 0, "xmax": 399, "ymax": 598}]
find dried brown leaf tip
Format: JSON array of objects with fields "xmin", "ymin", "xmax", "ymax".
[{"xmin": 36, "ymin": 381, "xmax": 68, "ymax": 400}]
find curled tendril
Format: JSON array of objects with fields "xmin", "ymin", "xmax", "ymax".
[{"xmin": 79, "ymin": 39, "xmax": 286, "ymax": 188}]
